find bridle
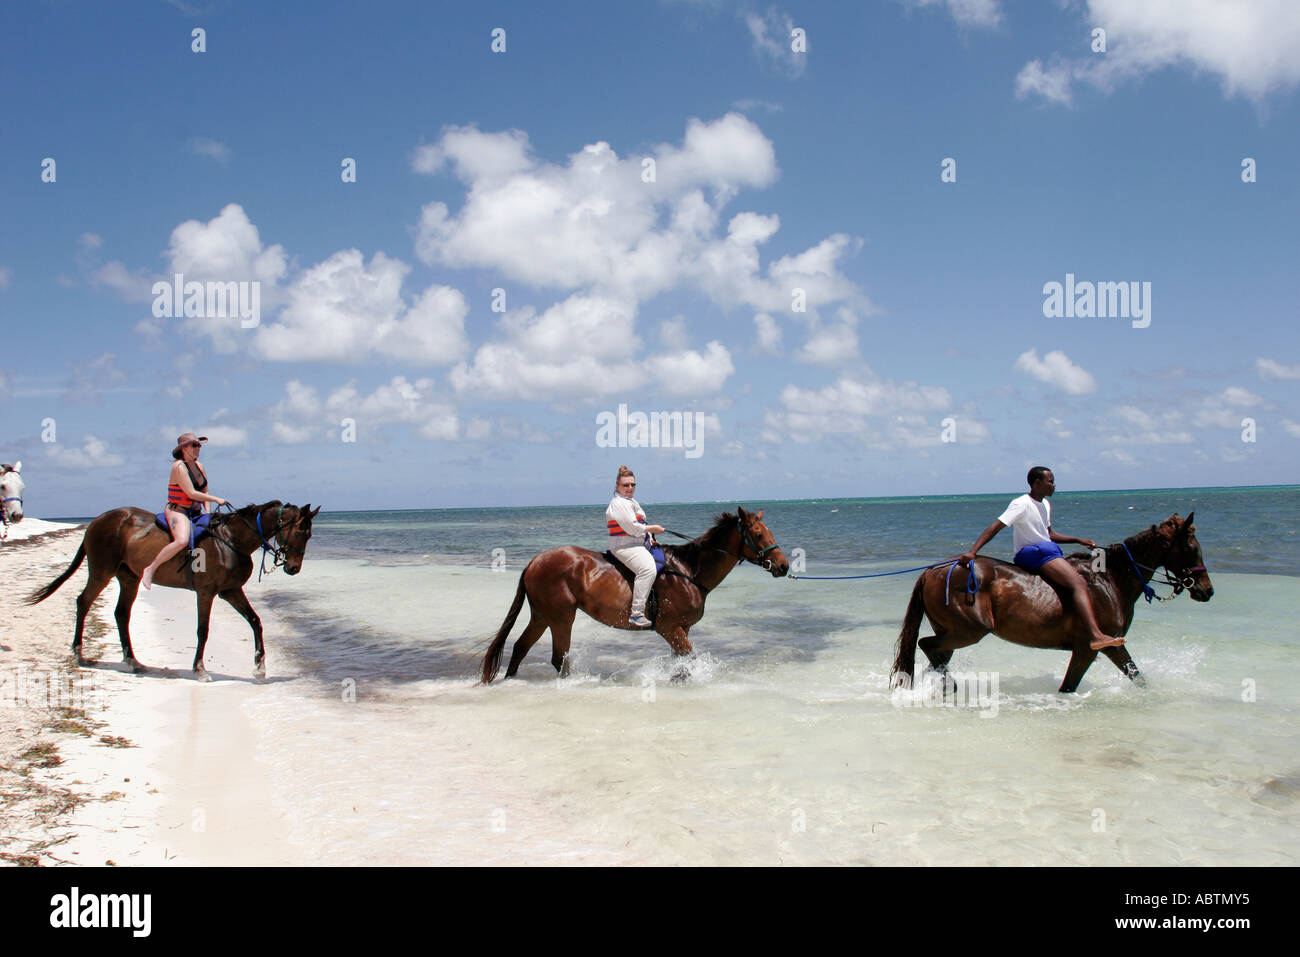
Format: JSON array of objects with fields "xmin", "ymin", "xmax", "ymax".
[
  {"xmin": 1119, "ymin": 540, "xmax": 1208, "ymax": 603},
  {"xmin": 659, "ymin": 518, "xmax": 784, "ymax": 592},
  {"xmin": 216, "ymin": 503, "xmax": 305, "ymax": 580}
]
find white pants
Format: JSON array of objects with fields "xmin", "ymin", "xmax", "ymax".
[{"xmin": 611, "ymin": 544, "xmax": 656, "ymax": 615}]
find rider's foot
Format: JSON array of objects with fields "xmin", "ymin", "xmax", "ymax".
[
  {"xmin": 1090, "ymin": 634, "xmax": 1125, "ymax": 650},
  {"xmin": 140, "ymin": 569, "xmax": 154, "ymax": 591},
  {"xmin": 628, "ymin": 612, "xmax": 652, "ymax": 628}
]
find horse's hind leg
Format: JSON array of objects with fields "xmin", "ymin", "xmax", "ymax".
[
  {"xmin": 919, "ymin": 629, "xmax": 986, "ymax": 697},
  {"xmin": 72, "ymin": 562, "xmax": 116, "ymax": 666},
  {"xmin": 1059, "ymin": 647, "xmax": 1099, "ymax": 693},
  {"xmin": 113, "ymin": 570, "xmax": 147, "ymax": 673},
  {"xmin": 220, "ymin": 588, "xmax": 265, "ymax": 679},
  {"xmin": 919, "ymin": 629, "xmax": 985, "ymax": 672},
  {"xmin": 504, "ymin": 614, "xmax": 549, "ymax": 679},
  {"xmin": 548, "ymin": 609, "xmax": 578, "ymax": 677},
  {"xmin": 1100, "ymin": 645, "xmax": 1144, "ymax": 686}
]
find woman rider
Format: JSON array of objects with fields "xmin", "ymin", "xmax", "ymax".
[
  {"xmin": 605, "ymin": 465, "xmax": 665, "ymax": 628},
  {"xmin": 141, "ymin": 433, "xmax": 228, "ymax": 590}
]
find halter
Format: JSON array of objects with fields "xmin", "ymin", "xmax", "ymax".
[{"xmin": 1120, "ymin": 541, "xmax": 1207, "ymax": 603}]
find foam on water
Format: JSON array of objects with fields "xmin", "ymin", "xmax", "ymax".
[{"xmin": 235, "ymin": 554, "xmax": 1300, "ymax": 865}]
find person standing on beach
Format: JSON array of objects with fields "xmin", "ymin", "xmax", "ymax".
[
  {"xmin": 141, "ymin": 433, "xmax": 227, "ymax": 590},
  {"xmin": 606, "ymin": 466, "xmax": 665, "ymax": 628},
  {"xmin": 956, "ymin": 466, "xmax": 1125, "ymax": 650}
]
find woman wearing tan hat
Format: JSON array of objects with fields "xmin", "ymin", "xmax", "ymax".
[{"xmin": 141, "ymin": 432, "xmax": 228, "ymax": 590}]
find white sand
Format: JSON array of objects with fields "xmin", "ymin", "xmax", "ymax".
[{"xmin": 1, "ymin": 519, "xmax": 306, "ymax": 866}]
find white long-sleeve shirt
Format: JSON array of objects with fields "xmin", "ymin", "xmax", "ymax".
[{"xmin": 606, "ymin": 494, "xmax": 649, "ymax": 546}]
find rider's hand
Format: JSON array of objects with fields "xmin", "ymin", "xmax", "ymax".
[
  {"xmin": 957, "ymin": 551, "xmax": 976, "ymax": 567},
  {"xmin": 1079, "ymin": 538, "xmax": 1097, "ymax": 549},
  {"xmin": 647, "ymin": 524, "xmax": 665, "ymax": 535}
]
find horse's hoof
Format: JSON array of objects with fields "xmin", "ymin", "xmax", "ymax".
[
  {"xmin": 126, "ymin": 658, "xmax": 147, "ymax": 674},
  {"xmin": 195, "ymin": 669, "xmax": 212, "ymax": 683},
  {"xmin": 253, "ymin": 666, "xmax": 266, "ymax": 682}
]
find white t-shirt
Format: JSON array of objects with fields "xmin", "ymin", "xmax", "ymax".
[{"xmin": 997, "ymin": 494, "xmax": 1051, "ymax": 554}]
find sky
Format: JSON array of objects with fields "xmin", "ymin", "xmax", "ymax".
[{"xmin": 2, "ymin": 0, "xmax": 1298, "ymax": 516}]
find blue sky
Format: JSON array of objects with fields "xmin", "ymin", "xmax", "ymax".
[{"xmin": 2, "ymin": 0, "xmax": 1298, "ymax": 516}]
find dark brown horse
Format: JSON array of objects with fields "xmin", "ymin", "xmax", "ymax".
[
  {"xmin": 27, "ymin": 501, "xmax": 319, "ymax": 680},
  {"xmin": 481, "ymin": 507, "xmax": 789, "ymax": 682},
  {"xmin": 891, "ymin": 513, "xmax": 1213, "ymax": 693}
]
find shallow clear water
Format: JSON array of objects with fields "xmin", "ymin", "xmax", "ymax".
[{"xmin": 230, "ymin": 488, "xmax": 1300, "ymax": 864}]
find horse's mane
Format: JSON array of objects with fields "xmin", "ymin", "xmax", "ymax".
[{"xmin": 665, "ymin": 511, "xmax": 738, "ymax": 571}]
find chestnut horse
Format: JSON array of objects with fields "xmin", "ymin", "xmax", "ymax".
[
  {"xmin": 481, "ymin": 507, "xmax": 789, "ymax": 682},
  {"xmin": 27, "ymin": 501, "xmax": 319, "ymax": 680},
  {"xmin": 891, "ymin": 513, "xmax": 1212, "ymax": 693}
]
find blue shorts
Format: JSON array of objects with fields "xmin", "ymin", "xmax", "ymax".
[{"xmin": 1014, "ymin": 542, "xmax": 1063, "ymax": 570}]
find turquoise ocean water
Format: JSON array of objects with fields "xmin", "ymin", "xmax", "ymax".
[{"xmin": 144, "ymin": 487, "xmax": 1300, "ymax": 863}]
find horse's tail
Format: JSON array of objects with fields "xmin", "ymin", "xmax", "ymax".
[
  {"xmin": 481, "ymin": 565, "xmax": 530, "ymax": 684},
  {"xmin": 26, "ymin": 542, "xmax": 86, "ymax": 605},
  {"xmin": 891, "ymin": 573, "xmax": 928, "ymax": 689}
]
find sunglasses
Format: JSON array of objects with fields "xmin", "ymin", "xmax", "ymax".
[{"xmin": 187, "ymin": 443, "xmax": 202, "ymax": 449}]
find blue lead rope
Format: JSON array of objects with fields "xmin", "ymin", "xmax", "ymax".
[
  {"xmin": 943, "ymin": 560, "xmax": 979, "ymax": 606},
  {"xmin": 787, "ymin": 560, "xmax": 958, "ymax": 581},
  {"xmin": 788, "ymin": 558, "xmax": 979, "ymax": 605}
]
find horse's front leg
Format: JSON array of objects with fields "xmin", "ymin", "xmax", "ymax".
[
  {"xmin": 1059, "ymin": 645, "xmax": 1099, "ymax": 693},
  {"xmin": 659, "ymin": 625, "xmax": 695, "ymax": 683},
  {"xmin": 220, "ymin": 587, "xmax": 265, "ymax": 680},
  {"xmin": 192, "ymin": 590, "xmax": 218, "ymax": 681},
  {"xmin": 1100, "ymin": 644, "xmax": 1145, "ymax": 686}
]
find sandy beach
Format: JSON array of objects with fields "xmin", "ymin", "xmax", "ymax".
[{"xmin": 0, "ymin": 518, "xmax": 301, "ymax": 866}]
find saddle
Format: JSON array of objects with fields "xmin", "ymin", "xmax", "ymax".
[{"xmin": 604, "ymin": 545, "xmax": 667, "ymax": 623}]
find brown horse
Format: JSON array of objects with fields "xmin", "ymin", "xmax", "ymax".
[
  {"xmin": 891, "ymin": 513, "xmax": 1213, "ymax": 693},
  {"xmin": 481, "ymin": 507, "xmax": 789, "ymax": 682},
  {"xmin": 26, "ymin": 501, "xmax": 319, "ymax": 680}
]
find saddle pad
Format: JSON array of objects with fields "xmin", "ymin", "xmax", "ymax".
[
  {"xmin": 154, "ymin": 511, "xmax": 212, "ymax": 545},
  {"xmin": 603, "ymin": 546, "xmax": 666, "ymax": 575}
]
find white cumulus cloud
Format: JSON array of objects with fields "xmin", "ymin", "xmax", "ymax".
[{"xmin": 1014, "ymin": 349, "xmax": 1097, "ymax": 395}]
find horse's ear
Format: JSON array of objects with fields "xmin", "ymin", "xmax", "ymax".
[
  {"xmin": 737, "ymin": 506, "xmax": 749, "ymax": 521},
  {"xmin": 1182, "ymin": 511, "xmax": 1195, "ymax": 536},
  {"xmin": 311, "ymin": 505, "xmax": 321, "ymax": 517},
  {"xmin": 12, "ymin": 461, "xmax": 20, "ymax": 473},
  {"xmin": 754, "ymin": 509, "xmax": 763, "ymax": 521}
]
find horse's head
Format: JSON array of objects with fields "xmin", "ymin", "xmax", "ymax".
[
  {"xmin": 1155, "ymin": 512, "xmax": 1212, "ymax": 601},
  {"xmin": 737, "ymin": 506, "xmax": 788, "ymax": 577},
  {"xmin": 278, "ymin": 503, "xmax": 321, "ymax": 575},
  {"xmin": 1, "ymin": 461, "xmax": 25, "ymax": 525}
]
